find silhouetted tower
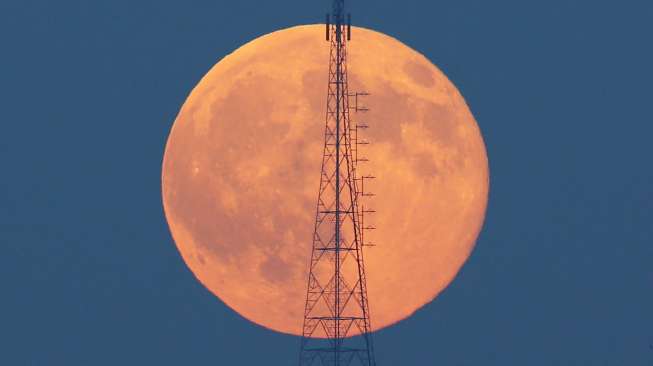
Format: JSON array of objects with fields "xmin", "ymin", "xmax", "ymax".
[{"xmin": 299, "ymin": 1, "xmax": 377, "ymax": 365}]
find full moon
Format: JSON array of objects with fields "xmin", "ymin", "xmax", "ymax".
[{"xmin": 162, "ymin": 25, "xmax": 488, "ymax": 336}]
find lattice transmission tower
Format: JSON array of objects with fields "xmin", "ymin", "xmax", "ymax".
[{"xmin": 298, "ymin": 1, "xmax": 377, "ymax": 365}]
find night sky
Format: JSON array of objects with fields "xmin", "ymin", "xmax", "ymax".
[{"xmin": 2, "ymin": 0, "xmax": 652, "ymax": 365}]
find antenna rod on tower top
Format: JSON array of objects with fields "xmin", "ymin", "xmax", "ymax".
[{"xmin": 326, "ymin": 0, "xmax": 351, "ymax": 41}]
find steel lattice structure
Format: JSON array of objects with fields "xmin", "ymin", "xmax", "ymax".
[{"xmin": 299, "ymin": 1, "xmax": 377, "ymax": 365}]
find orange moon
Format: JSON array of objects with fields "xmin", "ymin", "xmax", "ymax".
[{"xmin": 162, "ymin": 25, "xmax": 488, "ymax": 336}]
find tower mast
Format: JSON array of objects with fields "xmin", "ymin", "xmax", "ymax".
[{"xmin": 299, "ymin": 1, "xmax": 376, "ymax": 365}]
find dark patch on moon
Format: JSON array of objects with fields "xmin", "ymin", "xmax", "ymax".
[
  {"xmin": 423, "ymin": 101, "xmax": 459, "ymax": 146},
  {"xmin": 411, "ymin": 152, "xmax": 440, "ymax": 178},
  {"xmin": 403, "ymin": 60, "xmax": 436, "ymax": 88},
  {"xmin": 259, "ymin": 255, "xmax": 293, "ymax": 284},
  {"xmin": 364, "ymin": 80, "xmax": 416, "ymax": 145}
]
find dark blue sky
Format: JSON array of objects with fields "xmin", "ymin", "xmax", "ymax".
[{"xmin": 1, "ymin": 0, "xmax": 652, "ymax": 364}]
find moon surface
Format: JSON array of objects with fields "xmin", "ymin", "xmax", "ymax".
[{"xmin": 162, "ymin": 25, "xmax": 489, "ymax": 336}]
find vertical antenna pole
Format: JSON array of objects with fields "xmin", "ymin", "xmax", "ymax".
[
  {"xmin": 347, "ymin": 13, "xmax": 351, "ymax": 41},
  {"xmin": 326, "ymin": 14, "xmax": 331, "ymax": 41}
]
